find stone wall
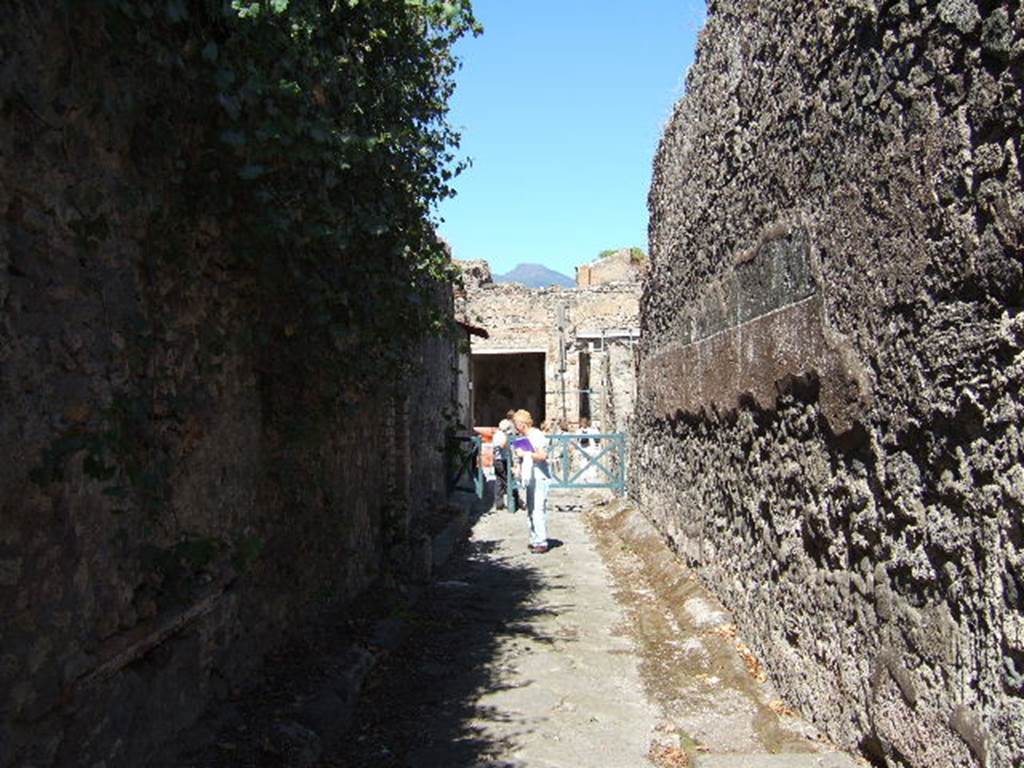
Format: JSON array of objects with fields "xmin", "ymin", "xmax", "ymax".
[
  {"xmin": 598, "ymin": 340, "xmax": 638, "ymax": 437},
  {"xmin": 637, "ymin": 2, "xmax": 1022, "ymax": 767},
  {"xmin": 576, "ymin": 248, "xmax": 647, "ymax": 287},
  {"xmin": 458, "ymin": 261, "xmax": 640, "ymax": 430},
  {"xmin": 406, "ymin": 329, "xmax": 461, "ymax": 523},
  {"xmin": 0, "ymin": 6, "xmax": 455, "ymax": 766}
]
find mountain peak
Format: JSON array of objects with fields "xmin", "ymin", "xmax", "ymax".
[{"xmin": 494, "ymin": 263, "xmax": 574, "ymax": 289}]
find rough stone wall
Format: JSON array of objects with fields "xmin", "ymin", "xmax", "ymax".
[
  {"xmin": 0, "ymin": 7, "xmax": 454, "ymax": 766},
  {"xmin": 407, "ymin": 328, "xmax": 460, "ymax": 520},
  {"xmin": 576, "ymin": 249, "xmax": 647, "ymax": 287},
  {"xmin": 459, "ymin": 263, "xmax": 640, "ymax": 429},
  {"xmin": 637, "ymin": 2, "xmax": 1022, "ymax": 767},
  {"xmin": 598, "ymin": 341, "xmax": 638, "ymax": 437}
]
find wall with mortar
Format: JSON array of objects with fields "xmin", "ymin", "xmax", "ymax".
[
  {"xmin": 576, "ymin": 248, "xmax": 647, "ymax": 288},
  {"xmin": 458, "ymin": 260, "xmax": 640, "ymax": 429},
  {"xmin": 405, "ymin": 328, "xmax": 461, "ymax": 527},
  {"xmin": 0, "ymin": 6, "xmax": 454, "ymax": 766},
  {"xmin": 597, "ymin": 341, "xmax": 638, "ymax": 437},
  {"xmin": 636, "ymin": 2, "xmax": 1022, "ymax": 767}
]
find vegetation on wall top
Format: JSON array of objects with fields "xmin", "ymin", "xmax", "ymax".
[
  {"xmin": 16, "ymin": 0, "xmax": 480, "ymax": 531},
  {"xmin": 598, "ymin": 247, "xmax": 648, "ymax": 265},
  {"xmin": 92, "ymin": 0, "xmax": 480, "ymax": 385}
]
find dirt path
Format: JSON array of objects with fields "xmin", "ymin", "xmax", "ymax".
[
  {"xmin": 333, "ymin": 491, "xmax": 862, "ymax": 767},
  {"xmin": 160, "ymin": 490, "xmax": 863, "ymax": 767}
]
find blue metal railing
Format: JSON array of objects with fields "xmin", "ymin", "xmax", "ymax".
[
  {"xmin": 504, "ymin": 432, "xmax": 627, "ymax": 513},
  {"xmin": 546, "ymin": 432, "xmax": 627, "ymax": 494}
]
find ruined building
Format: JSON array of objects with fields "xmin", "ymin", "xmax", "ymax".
[
  {"xmin": 636, "ymin": 2, "xmax": 1023, "ymax": 767},
  {"xmin": 457, "ymin": 251, "xmax": 643, "ymax": 435}
]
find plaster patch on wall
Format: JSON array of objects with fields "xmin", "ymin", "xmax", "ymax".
[{"xmin": 642, "ymin": 227, "xmax": 871, "ymax": 432}]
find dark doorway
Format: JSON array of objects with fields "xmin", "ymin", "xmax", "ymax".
[
  {"xmin": 472, "ymin": 353, "xmax": 546, "ymax": 426},
  {"xmin": 579, "ymin": 351, "xmax": 591, "ymax": 421}
]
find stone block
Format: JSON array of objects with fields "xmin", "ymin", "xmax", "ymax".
[{"xmin": 0, "ymin": 558, "xmax": 22, "ymax": 587}]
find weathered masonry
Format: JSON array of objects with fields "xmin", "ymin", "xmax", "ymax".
[
  {"xmin": 636, "ymin": 2, "xmax": 1023, "ymax": 768},
  {"xmin": 457, "ymin": 253, "xmax": 642, "ymax": 434},
  {"xmin": 0, "ymin": 5, "xmax": 462, "ymax": 766}
]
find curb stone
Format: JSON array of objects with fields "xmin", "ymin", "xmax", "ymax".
[
  {"xmin": 149, "ymin": 490, "xmax": 480, "ymax": 766},
  {"xmin": 292, "ymin": 490, "xmax": 477, "ymax": 746}
]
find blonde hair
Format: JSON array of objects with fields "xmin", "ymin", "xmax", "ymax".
[{"xmin": 512, "ymin": 409, "xmax": 533, "ymax": 427}]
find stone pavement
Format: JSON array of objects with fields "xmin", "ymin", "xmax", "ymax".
[{"xmin": 334, "ymin": 490, "xmax": 864, "ymax": 768}]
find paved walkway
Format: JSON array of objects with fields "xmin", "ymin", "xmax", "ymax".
[{"xmin": 336, "ymin": 491, "xmax": 862, "ymax": 768}]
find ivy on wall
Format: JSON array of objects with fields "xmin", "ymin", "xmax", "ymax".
[
  {"xmin": 14, "ymin": 0, "xmax": 479, "ymax": 544},
  {"xmin": 91, "ymin": 0, "xmax": 480, "ymax": 386}
]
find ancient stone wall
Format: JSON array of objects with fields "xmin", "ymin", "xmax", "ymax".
[
  {"xmin": 0, "ymin": 7, "xmax": 454, "ymax": 766},
  {"xmin": 598, "ymin": 341, "xmax": 638, "ymax": 437},
  {"xmin": 575, "ymin": 248, "xmax": 647, "ymax": 287},
  {"xmin": 458, "ymin": 261, "xmax": 640, "ymax": 430},
  {"xmin": 637, "ymin": 2, "xmax": 1022, "ymax": 766},
  {"xmin": 407, "ymin": 329, "xmax": 460, "ymax": 521}
]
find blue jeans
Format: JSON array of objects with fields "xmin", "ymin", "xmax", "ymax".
[{"xmin": 526, "ymin": 474, "xmax": 549, "ymax": 546}]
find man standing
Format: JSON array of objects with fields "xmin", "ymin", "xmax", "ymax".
[{"xmin": 492, "ymin": 412, "xmax": 516, "ymax": 510}]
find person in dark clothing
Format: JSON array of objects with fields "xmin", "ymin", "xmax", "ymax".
[{"xmin": 492, "ymin": 412, "xmax": 516, "ymax": 510}]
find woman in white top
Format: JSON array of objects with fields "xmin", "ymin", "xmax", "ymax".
[{"xmin": 512, "ymin": 409, "xmax": 551, "ymax": 553}]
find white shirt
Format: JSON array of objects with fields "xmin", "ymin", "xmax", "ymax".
[{"xmin": 520, "ymin": 427, "xmax": 549, "ymax": 483}]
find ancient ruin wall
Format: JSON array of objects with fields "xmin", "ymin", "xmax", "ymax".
[
  {"xmin": 460, "ymin": 266, "xmax": 640, "ymax": 429},
  {"xmin": 0, "ymin": 8, "xmax": 454, "ymax": 766},
  {"xmin": 637, "ymin": 2, "xmax": 1022, "ymax": 766}
]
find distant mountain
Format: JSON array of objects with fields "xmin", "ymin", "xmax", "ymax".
[{"xmin": 494, "ymin": 263, "xmax": 575, "ymax": 289}]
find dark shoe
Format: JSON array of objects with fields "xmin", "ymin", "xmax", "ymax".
[{"xmin": 529, "ymin": 544, "xmax": 549, "ymax": 554}]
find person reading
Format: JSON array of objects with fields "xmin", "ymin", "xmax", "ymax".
[{"xmin": 512, "ymin": 410, "xmax": 550, "ymax": 554}]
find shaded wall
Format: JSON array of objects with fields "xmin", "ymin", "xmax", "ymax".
[
  {"xmin": 458, "ymin": 261, "xmax": 641, "ymax": 430},
  {"xmin": 0, "ymin": 6, "xmax": 454, "ymax": 766},
  {"xmin": 472, "ymin": 353, "xmax": 546, "ymax": 426},
  {"xmin": 598, "ymin": 341, "xmax": 638, "ymax": 437},
  {"xmin": 637, "ymin": 2, "xmax": 1022, "ymax": 766}
]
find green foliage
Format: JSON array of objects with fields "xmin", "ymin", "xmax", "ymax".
[
  {"xmin": 627, "ymin": 247, "xmax": 648, "ymax": 265},
  {"xmin": 231, "ymin": 533, "xmax": 265, "ymax": 573},
  {"xmin": 135, "ymin": 533, "xmax": 262, "ymax": 608},
  {"xmin": 26, "ymin": 0, "xmax": 478, "ymax": 567},
  {"xmin": 175, "ymin": 536, "xmax": 224, "ymax": 570},
  {"xmin": 93, "ymin": 0, "xmax": 479, "ymax": 389},
  {"xmin": 597, "ymin": 246, "xmax": 647, "ymax": 264}
]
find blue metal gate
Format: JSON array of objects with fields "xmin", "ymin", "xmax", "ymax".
[
  {"xmin": 547, "ymin": 432, "xmax": 627, "ymax": 492},
  {"xmin": 502, "ymin": 431, "xmax": 627, "ymax": 511}
]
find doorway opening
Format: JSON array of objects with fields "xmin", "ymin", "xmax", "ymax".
[
  {"xmin": 579, "ymin": 351, "xmax": 591, "ymax": 421},
  {"xmin": 472, "ymin": 352, "xmax": 546, "ymax": 426}
]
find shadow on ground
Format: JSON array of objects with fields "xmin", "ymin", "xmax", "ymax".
[
  {"xmin": 153, "ymin": 481, "xmax": 559, "ymax": 768},
  {"xmin": 328, "ymin": 512, "xmax": 561, "ymax": 767}
]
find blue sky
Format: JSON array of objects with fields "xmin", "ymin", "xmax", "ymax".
[{"xmin": 436, "ymin": 0, "xmax": 707, "ymax": 279}]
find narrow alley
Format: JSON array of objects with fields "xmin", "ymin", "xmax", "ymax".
[
  {"xmin": 161, "ymin": 488, "xmax": 864, "ymax": 768},
  {"xmin": 4, "ymin": 3, "xmax": 1021, "ymax": 766},
  {"xmin": 338, "ymin": 491, "xmax": 861, "ymax": 767}
]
